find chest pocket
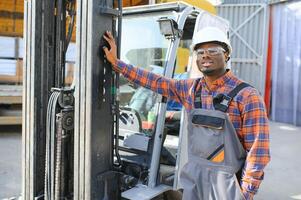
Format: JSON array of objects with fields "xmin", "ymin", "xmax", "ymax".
[
  {"xmin": 191, "ymin": 82, "xmax": 251, "ymax": 163},
  {"xmin": 189, "ymin": 114, "xmax": 225, "ymax": 163}
]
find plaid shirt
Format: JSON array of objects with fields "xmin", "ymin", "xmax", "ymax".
[{"xmin": 115, "ymin": 60, "xmax": 270, "ymax": 199}]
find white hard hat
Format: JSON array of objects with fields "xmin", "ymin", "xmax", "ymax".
[{"xmin": 192, "ymin": 27, "xmax": 232, "ymax": 55}]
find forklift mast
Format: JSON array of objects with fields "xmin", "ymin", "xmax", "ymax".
[{"xmin": 23, "ymin": 0, "xmax": 120, "ymax": 199}]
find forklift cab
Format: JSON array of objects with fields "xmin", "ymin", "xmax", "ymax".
[{"xmin": 117, "ymin": 2, "xmax": 230, "ymax": 199}]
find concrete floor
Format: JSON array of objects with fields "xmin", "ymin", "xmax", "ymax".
[
  {"xmin": 0, "ymin": 126, "xmax": 22, "ymax": 199},
  {"xmin": 0, "ymin": 121, "xmax": 301, "ymax": 199},
  {"xmin": 256, "ymin": 121, "xmax": 301, "ymax": 200}
]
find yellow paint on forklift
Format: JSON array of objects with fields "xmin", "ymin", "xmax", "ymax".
[
  {"xmin": 157, "ymin": 0, "xmax": 216, "ymax": 15},
  {"xmin": 176, "ymin": 48, "xmax": 190, "ymax": 74}
]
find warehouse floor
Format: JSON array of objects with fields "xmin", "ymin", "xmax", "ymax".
[
  {"xmin": 0, "ymin": 126, "xmax": 21, "ymax": 199},
  {"xmin": 0, "ymin": 122, "xmax": 301, "ymax": 200}
]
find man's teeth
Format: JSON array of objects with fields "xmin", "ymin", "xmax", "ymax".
[{"xmin": 203, "ymin": 62, "xmax": 212, "ymax": 66}]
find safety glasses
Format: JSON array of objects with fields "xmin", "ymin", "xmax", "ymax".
[{"xmin": 196, "ymin": 47, "xmax": 225, "ymax": 57}]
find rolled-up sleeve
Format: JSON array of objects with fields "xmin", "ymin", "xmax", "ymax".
[{"xmin": 114, "ymin": 60, "xmax": 194, "ymax": 109}]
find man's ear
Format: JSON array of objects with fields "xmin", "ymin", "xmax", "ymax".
[{"xmin": 224, "ymin": 52, "xmax": 230, "ymax": 62}]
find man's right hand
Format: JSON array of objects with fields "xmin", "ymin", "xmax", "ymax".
[{"xmin": 103, "ymin": 31, "xmax": 118, "ymax": 67}]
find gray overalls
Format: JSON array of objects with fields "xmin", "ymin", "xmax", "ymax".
[{"xmin": 180, "ymin": 83, "xmax": 249, "ymax": 200}]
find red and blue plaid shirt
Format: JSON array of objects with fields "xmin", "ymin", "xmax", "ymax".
[{"xmin": 115, "ymin": 60, "xmax": 270, "ymax": 199}]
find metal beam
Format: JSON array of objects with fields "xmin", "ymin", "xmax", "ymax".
[
  {"xmin": 23, "ymin": 0, "xmax": 56, "ymax": 198},
  {"xmin": 269, "ymin": 0, "xmax": 288, "ymax": 4},
  {"xmin": 74, "ymin": 0, "xmax": 118, "ymax": 199}
]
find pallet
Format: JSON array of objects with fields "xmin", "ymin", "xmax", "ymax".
[
  {"xmin": 0, "ymin": 85, "xmax": 22, "ymax": 126},
  {"xmin": 0, "ymin": 116, "xmax": 22, "ymax": 125}
]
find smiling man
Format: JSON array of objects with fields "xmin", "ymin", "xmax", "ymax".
[{"xmin": 103, "ymin": 27, "xmax": 270, "ymax": 200}]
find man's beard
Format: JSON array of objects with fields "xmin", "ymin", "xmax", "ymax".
[{"xmin": 200, "ymin": 68, "xmax": 216, "ymax": 75}]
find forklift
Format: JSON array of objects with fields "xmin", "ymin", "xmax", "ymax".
[{"xmin": 22, "ymin": 0, "xmax": 229, "ymax": 199}]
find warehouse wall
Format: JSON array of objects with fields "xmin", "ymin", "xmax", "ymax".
[
  {"xmin": 217, "ymin": 3, "xmax": 269, "ymax": 95},
  {"xmin": 270, "ymin": 1, "xmax": 301, "ymax": 126}
]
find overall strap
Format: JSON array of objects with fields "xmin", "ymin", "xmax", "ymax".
[
  {"xmin": 213, "ymin": 82, "xmax": 251, "ymax": 112},
  {"xmin": 228, "ymin": 82, "xmax": 250, "ymax": 99},
  {"xmin": 194, "ymin": 79, "xmax": 203, "ymax": 109},
  {"xmin": 194, "ymin": 89, "xmax": 202, "ymax": 109}
]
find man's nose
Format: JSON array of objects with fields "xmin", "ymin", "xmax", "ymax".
[{"xmin": 201, "ymin": 51, "xmax": 211, "ymax": 58}]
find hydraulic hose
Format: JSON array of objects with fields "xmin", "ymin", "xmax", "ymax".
[
  {"xmin": 45, "ymin": 91, "xmax": 60, "ymax": 200},
  {"xmin": 44, "ymin": 92, "xmax": 55, "ymax": 200}
]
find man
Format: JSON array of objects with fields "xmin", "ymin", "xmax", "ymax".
[{"xmin": 103, "ymin": 27, "xmax": 270, "ymax": 200}]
